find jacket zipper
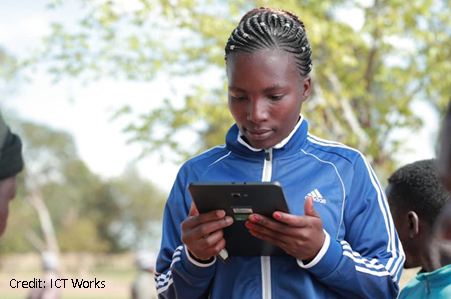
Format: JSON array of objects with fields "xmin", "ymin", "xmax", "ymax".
[
  {"xmin": 262, "ymin": 148, "xmax": 272, "ymax": 299},
  {"xmin": 263, "ymin": 148, "xmax": 272, "ymax": 181}
]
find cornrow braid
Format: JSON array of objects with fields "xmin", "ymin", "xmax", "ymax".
[{"xmin": 225, "ymin": 7, "xmax": 313, "ymax": 76}]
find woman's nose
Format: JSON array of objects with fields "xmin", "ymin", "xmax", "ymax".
[{"xmin": 247, "ymin": 100, "xmax": 268, "ymax": 123}]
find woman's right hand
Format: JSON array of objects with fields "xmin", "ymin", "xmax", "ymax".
[{"xmin": 181, "ymin": 202, "xmax": 233, "ymax": 261}]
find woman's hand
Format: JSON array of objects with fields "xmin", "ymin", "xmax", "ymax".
[
  {"xmin": 245, "ymin": 196, "xmax": 325, "ymax": 261},
  {"xmin": 181, "ymin": 202, "xmax": 234, "ymax": 262}
]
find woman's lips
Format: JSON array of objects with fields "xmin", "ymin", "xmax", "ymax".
[{"xmin": 246, "ymin": 129, "xmax": 272, "ymax": 140}]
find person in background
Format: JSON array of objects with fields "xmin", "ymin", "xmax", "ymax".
[
  {"xmin": 28, "ymin": 251, "xmax": 61, "ymax": 299},
  {"xmin": 155, "ymin": 6, "xmax": 404, "ymax": 299},
  {"xmin": 0, "ymin": 112, "xmax": 24, "ymax": 237},
  {"xmin": 132, "ymin": 250, "xmax": 157, "ymax": 299},
  {"xmin": 386, "ymin": 159, "xmax": 451, "ymax": 299}
]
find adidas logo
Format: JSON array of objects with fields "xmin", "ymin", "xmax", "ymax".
[{"xmin": 306, "ymin": 189, "xmax": 327, "ymax": 204}]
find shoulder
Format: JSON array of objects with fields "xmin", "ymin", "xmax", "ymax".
[
  {"xmin": 176, "ymin": 145, "xmax": 231, "ymax": 179},
  {"xmin": 304, "ymin": 133, "xmax": 365, "ymax": 165},
  {"xmin": 182, "ymin": 145, "xmax": 230, "ymax": 170}
]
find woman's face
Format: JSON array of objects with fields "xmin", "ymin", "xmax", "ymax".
[{"xmin": 226, "ymin": 49, "xmax": 311, "ymax": 149}]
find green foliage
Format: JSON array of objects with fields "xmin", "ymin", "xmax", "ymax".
[
  {"xmin": 107, "ymin": 167, "xmax": 166, "ymax": 250},
  {"xmin": 0, "ymin": 47, "xmax": 23, "ymax": 98},
  {"xmin": 0, "ymin": 48, "xmax": 19, "ymax": 82},
  {"xmin": 126, "ymin": 88, "xmax": 233, "ymax": 162},
  {"xmin": 0, "ymin": 180, "xmax": 39, "ymax": 253},
  {"xmin": 110, "ymin": 167, "xmax": 165, "ymax": 225},
  {"xmin": 58, "ymin": 217, "xmax": 111, "ymax": 252},
  {"xmin": 28, "ymin": 0, "xmax": 451, "ymax": 175}
]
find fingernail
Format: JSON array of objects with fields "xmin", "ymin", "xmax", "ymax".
[
  {"xmin": 216, "ymin": 210, "xmax": 225, "ymax": 217},
  {"xmin": 273, "ymin": 213, "xmax": 282, "ymax": 220},
  {"xmin": 226, "ymin": 216, "xmax": 233, "ymax": 225},
  {"xmin": 251, "ymin": 215, "xmax": 259, "ymax": 222},
  {"xmin": 246, "ymin": 222, "xmax": 254, "ymax": 228}
]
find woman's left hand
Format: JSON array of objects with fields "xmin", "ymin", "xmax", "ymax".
[{"xmin": 245, "ymin": 196, "xmax": 325, "ymax": 261}]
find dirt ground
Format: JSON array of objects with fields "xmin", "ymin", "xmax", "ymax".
[{"xmin": 0, "ymin": 253, "xmax": 417, "ymax": 299}]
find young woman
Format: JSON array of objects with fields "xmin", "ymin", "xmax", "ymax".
[{"xmin": 155, "ymin": 7, "xmax": 404, "ymax": 298}]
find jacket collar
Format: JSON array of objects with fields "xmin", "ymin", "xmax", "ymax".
[{"xmin": 226, "ymin": 115, "xmax": 309, "ymax": 158}]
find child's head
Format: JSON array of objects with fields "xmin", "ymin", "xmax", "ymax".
[{"xmin": 386, "ymin": 159, "xmax": 451, "ymax": 269}]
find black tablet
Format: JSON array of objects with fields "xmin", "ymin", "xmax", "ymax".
[{"xmin": 187, "ymin": 181, "xmax": 290, "ymax": 256}]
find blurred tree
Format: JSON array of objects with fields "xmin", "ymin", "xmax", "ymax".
[
  {"xmin": 0, "ymin": 119, "xmax": 166, "ymax": 253},
  {"xmin": 31, "ymin": 0, "xmax": 451, "ymax": 180},
  {"xmin": 0, "ymin": 47, "xmax": 19, "ymax": 81},
  {"xmin": 0, "ymin": 47, "xmax": 22, "ymax": 98},
  {"xmin": 108, "ymin": 167, "xmax": 166, "ymax": 250},
  {"xmin": 58, "ymin": 218, "xmax": 110, "ymax": 252}
]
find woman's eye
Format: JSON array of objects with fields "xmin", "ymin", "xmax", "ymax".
[
  {"xmin": 231, "ymin": 96, "xmax": 247, "ymax": 101},
  {"xmin": 269, "ymin": 95, "xmax": 283, "ymax": 101}
]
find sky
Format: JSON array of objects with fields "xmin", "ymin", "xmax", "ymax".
[
  {"xmin": 1, "ymin": 0, "xmax": 440, "ymax": 194},
  {"xmin": 1, "ymin": 0, "xmax": 183, "ymax": 192}
]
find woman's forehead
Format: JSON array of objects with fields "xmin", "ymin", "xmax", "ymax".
[
  {"xmin": 227, "ymin": 50, "xmax": 299, "ymax": 74},
  {"xmin": 226, "ymin": 49, "xmax": 299, "ymax": 72}
]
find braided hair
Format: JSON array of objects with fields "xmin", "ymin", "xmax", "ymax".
[
  {"xmin": 225, "ymin": 7, "xmax": 312, "ymax": 76},
  {"xmin": 387, "ymin": 159, "xmax": 451, "ymax": 226}
]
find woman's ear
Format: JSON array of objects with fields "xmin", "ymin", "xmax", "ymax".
[
  {"xmin": 407, "ymin": 211, "xmax": 420, "ymax": 238},
  {"xmin": 301, "ymin": 76, "xmax": 312, "ymax": 102}
]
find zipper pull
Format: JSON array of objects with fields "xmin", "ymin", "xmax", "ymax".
[
  {"xmin": 263, "ymin": 148, "xmax": 273, "ymax": 182},
  {"xmin": 265, "ymin": 149, "xmax": 271, "ymax": 161}
]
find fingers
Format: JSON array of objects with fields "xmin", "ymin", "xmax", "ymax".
[
  {"xmin": 246, "ymin": 199, "xmax": 325, "ymax": 261},
  {"xmin": 246, "ymin": 216, "xmax": 287, "ymax": 240},
  {"xmin": 246, "ymin": 214, "xmax": 290, "ymax": 238},
  {"xmin": 248, "ymin": 226, "xmax": 288, "ymax": 250},
  {"xmin": 304, "ymin": 196, "xmax": 320, "ymax": 218},
  {"xmin": 187, "ymin": 230, "xmax": 227, "ymax": 261},
  {"xmin": 183, "ymin": 209, "xmax": 233, "ymax": 235},
  {"xmin": 245, "ymin": 215, "xmax": 291, "ymax": 255},
  {"xmin": 189, "ymin": 202, "xmax": 199, "ymax": 217},
  {"xmin": 187, "ymin": 203, "xmax": 232, "ymax": 238},
  {"xmin": 181, "ymin": 205, "xmax": 234, "ymax": 261},
  {"xmin": 271, "ymin": 196, "xmax": 322, "ymax": 226}
]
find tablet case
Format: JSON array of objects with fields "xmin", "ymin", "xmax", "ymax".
[{"xmin": 188, "ymin": 181, "xmax": 290, "ymax": 256}]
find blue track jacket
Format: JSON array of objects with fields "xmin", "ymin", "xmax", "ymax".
[{"xmin": 155, "ymin": 116, "xmax": 405, "ymax": 299}]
